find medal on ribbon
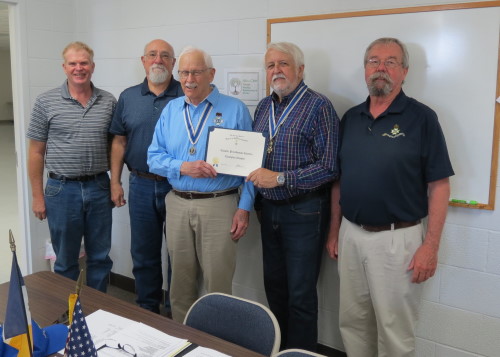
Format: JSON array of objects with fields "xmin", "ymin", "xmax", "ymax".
[
  {"xmin": 267, "ymin": 83, "xmax": 308, "ymax": 154},
  {"xmin": 214, "ymin": 112, "xmax": 224, "ymax": 126},
  {"xmin": 184, "ymin": 101, "xmax": 213, "ymax": 155}
]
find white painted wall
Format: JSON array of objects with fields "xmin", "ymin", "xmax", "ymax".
[
  {"xmin": 11, "ymin": 0, "xmax": 500, "ymax": 355},
  {"xmin": 0, "ymin": 49, "xmax": 13, "ymax": 121}
]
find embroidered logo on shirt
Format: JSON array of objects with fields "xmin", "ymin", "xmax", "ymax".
[
  {"xmin": 214, "ymin": 113, "xmax": 224, "ymax": 126},
  {"xmin": 382, "ymin": 124, "xmax": 406, "ymax": 138}
]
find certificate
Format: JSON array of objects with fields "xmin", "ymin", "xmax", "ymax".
[{"xmin": 205, "ymin": 127, "xmax": 266, "ymax": 177}]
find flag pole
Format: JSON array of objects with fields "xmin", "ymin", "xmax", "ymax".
[
  {"xmin": 8, "ymin": 229, "xmax": 15, "ymax": 252},
  {"xmin": 75, "ymin": 269, "xmax": 84, "ymax": 296},
  {"xmin": 9, "ymin": 230, "xmax": 34, "ymax": 357}
]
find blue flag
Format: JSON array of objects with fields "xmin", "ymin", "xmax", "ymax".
[
  {"xmin": 64, "ymin": 297, "xmax": 97, "ymax": 357},
  {"xmin": 2, "ymin": 250, "xmax": 33, "ymax": 357}
]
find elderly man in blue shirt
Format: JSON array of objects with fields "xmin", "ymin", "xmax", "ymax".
[{"xmin": 148, "ymin": 46, "xmax": 255, "ymax": 322}]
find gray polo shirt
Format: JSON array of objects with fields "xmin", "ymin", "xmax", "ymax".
[{"xmin": 27, "ymin": 81, "xmax": 116, "ymax": 176}]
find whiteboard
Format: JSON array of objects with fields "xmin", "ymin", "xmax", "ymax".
[{"xmin": 269, "ymin": 3, "xmax": 500, "ymax": 209}]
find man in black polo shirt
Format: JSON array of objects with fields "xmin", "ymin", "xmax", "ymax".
[{"xmin": 327, "ymin": 37, "xmax": 454, "ymax": 357}]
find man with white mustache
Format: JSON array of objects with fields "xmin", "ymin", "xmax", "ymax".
[
  {"xmin": 109, "ymin": 39, "xmax": 183, "ymax": 314},
  {"xmin": 248, "ymin": 42, "xmax": 340, "ymax": 352},
  {"xmin": 147, "ymin": 47, "xmax": 254, "ymax": 322},
  {"xmin": 327, "ymin": 37, "xmax": 454, "ymax": 357}
]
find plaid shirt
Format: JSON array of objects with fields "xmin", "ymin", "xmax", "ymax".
[{"xmin": 253, "ymin": 81, "xmax": 340, "ymax": 201}]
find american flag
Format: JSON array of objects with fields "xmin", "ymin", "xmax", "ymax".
[{"xmin": 64, "ymin": 297, "xmax": 97, "ymax": 357}]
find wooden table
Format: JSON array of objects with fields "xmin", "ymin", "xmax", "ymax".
[{"xmin": 0, "ymin": 271, "xmax": 263, "ymax": 357}]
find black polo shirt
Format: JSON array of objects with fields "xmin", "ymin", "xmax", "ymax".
[{"xmin": 339, "ymin": 90, "xmax": 454, "ymax": 226}]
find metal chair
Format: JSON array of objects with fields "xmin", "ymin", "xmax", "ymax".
[
  {"xmin": 184, "ymin": 292, "xmax": 281, "ymax": 356},
  {"xmin": 274, "ymin": 348, "xmax": 328, "ymax": 356}
]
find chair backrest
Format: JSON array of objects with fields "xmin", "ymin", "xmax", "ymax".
[
  {"xmin": 184, "ymin": 292, "xmax": 281, "ymax": 356},
  {"xmin": 273, "ymin": 348, "xmax": 327, "ymax": 357}
]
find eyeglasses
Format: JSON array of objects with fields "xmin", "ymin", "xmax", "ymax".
[
  {"xmin": 178, "ymin": 68, "xmax": 211, "ymax": 79},
  {"xmin": 366, "ymin": 58, "xmax": 401, "ymax": 69},
  {"xmin": 97, "ymin": 340, "xmax": 137, "ymax": 356},
  {"xmin": 145, "ymin": 52, "xmax": 173, "ymax": 61}
]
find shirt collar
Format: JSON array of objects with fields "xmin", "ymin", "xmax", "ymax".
[
  {"xmin": 140, "ymin": 76, "xmax": 180, "ymax": 97},
  {"xmin": 183, "ymin": 84, "xmax": 219, "ymax": 108},
  {"xmin": 361, "ymin": 89, "xmax": 408, "ymax": 117},
  {"xmin": 271, "ymin": 80, "xmax": 306, "ymax": 104},
  {"xmin": 61, "ymin": 80, "xmax": 98, "ymax": 100}
]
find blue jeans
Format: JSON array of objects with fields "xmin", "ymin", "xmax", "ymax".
[
  {"xmin": 128, "ymin": 173, "xmax": 172, "ymax": 313},
  {"xmin": 45, "ymin": 173, "xmax": 113, "ymax": 292},
  {"xmin": 260, "ymin": 192, "xmax": 330, "ymax": 351}
]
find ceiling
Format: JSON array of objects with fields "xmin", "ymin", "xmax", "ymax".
[{"xmin": 0, "ymin": 3, "xmax": 9, "ymax": 51}]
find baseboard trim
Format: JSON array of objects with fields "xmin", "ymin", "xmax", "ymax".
[
  {"xmin": 109, "ymin": 272, "xmax": 346, "ymax": 356},
  {"xmin": 317, "ymin": 344, "xmax": 346, "ymax": 357},
  {"xmin": 109, "ymin": 272, "xmax": 135, "ymax": 293}
]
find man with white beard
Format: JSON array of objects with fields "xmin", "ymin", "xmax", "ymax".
[{"xmin": 110, "ymin": 39, "xmax": 183, "ymax": 314}]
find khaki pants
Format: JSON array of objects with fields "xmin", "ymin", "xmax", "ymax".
[
  {"xmin": 166, "ymin": 191, "xmax": 239, "ymax": 322},
  {"xmin": 338, "ymin": 218, "xmax": 425, "ymax": 357}
]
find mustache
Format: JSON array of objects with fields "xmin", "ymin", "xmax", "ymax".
[
  {"xmin": 150, "ymin": 64, "xmax": 167, "ymax": 71},
  {"xmin": 185, "ymin": 82, "xmax": 198, "ymax": 89},
  {"xmin": 368, "ymin": 71, "xmax": 393, "ymax": 85},
  {"xmin": 272, "ymin": 73, "xmax": 286, "ymax": 81}
]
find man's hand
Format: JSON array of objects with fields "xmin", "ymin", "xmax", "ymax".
[
  {"xmin": 230, "ymin": 209, "xmax": 249, "ymax": 241},
  {"xmin": 326, "ymin": 181, "xmax": 341, "ymax": 260},
  {"xmin": 181, "ymin": 160, "xmax": 217, "ymax": 178},
  {"xmin": 32, "ymin": 196, "xmax": 46, "ymax": 220},
  {"xmin": 408, "ymin": 177, "xmax": 450, "ymax": 283},
  {"xmin": 408, "ymin": 243, "xmax": 438, "ymax": 283},
  {"xmin": 326, "ymin": 231, "xmax": 339, "ymax": 260},
  {"xmin": 111, "ymin": 182, "xmax": 126, "ymax": 207},
  {"xmin": 247, "ymin": 168, "xmax": 280, "ymax": 188}
]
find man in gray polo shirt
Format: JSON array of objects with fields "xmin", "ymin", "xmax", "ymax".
[{"xmin": 27, "ymin": 41, "xmax": 116, "ymax": 292}]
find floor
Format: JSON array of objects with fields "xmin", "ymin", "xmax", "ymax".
[
  {"xmin": 0, "ymin": 121, "xmax": 20, "ymax": 284},
  {"xmin": 106, "ymin": 283, "xmax": 172, "ymax": 318}
]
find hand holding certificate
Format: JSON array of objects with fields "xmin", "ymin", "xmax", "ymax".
[{"xmin": 205, "ymin": 127, "xmax": 266, "ymax": 177}]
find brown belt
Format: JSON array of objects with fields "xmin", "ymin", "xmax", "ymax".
[
  {"xmin": 48, "ymin": 172, "xmax": 106, "ymax": 182},
  {"xmin": 173, "ymin": 188, "xmax": 238, "ymax": 200},
  {"xmin": 131, "ymin": 169, "xmax": 166, "ymax": 181},
  {"xmin": 360, "ymin": 220, "xmax": 421, "ymax": 233}
]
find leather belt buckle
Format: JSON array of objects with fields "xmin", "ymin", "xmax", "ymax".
[
  {"xmin": 360, "ymin": 220, "xmax": 420, "ymax": 233},
  {"xmin": 173, "ymin": 188, "xmax": 238, "ymax": 200},
  {"xmin": 48, "ymin": 172, "xmax": 104, "ymax": 182},
  {"xmin": 131, "ymin": 169, "xmax": 166, "ymax": 181}
]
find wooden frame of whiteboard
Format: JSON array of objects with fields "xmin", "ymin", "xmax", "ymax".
[{"xmin": 267, "ymin": 1, "xmax": 500, "ymax": 210}]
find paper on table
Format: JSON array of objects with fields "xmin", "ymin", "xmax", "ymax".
[
  {"xmin": 60, "ymin": 309, "xmax": 190, "ymax": 357},
  {"xmin": 86, "ymin": 309, "xmax": 137, "ymax": 346},
  {"xmin": 182, "ymin": 346, "xmax": 231, "ymax": 357},
  {"xmin": 57, "ymin": 309, "xmax": 136, "ymax": 354},
  {"xmin": 102, "ymin": 322, "xmax": 190, "ymax": 357}
]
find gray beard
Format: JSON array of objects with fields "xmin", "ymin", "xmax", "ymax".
[
  {"xmin": 368, "ymin": 84, "xmax": 391, "ymax": 97},
  {"xmin": 367, "ymin": 72, "xmax": 392, "ymax": 97},
  {"xmin": 149, "ymin": 68, "xmax": 169, "ymax": 84}
]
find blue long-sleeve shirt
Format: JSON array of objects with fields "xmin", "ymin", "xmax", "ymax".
[
  {"xmin": 253, "ymin": 81, "xmax": 340, "ymax": 200},
  {"xmin": 148, "ymin": 85, "xmax": 255, "ymax": 211}
]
